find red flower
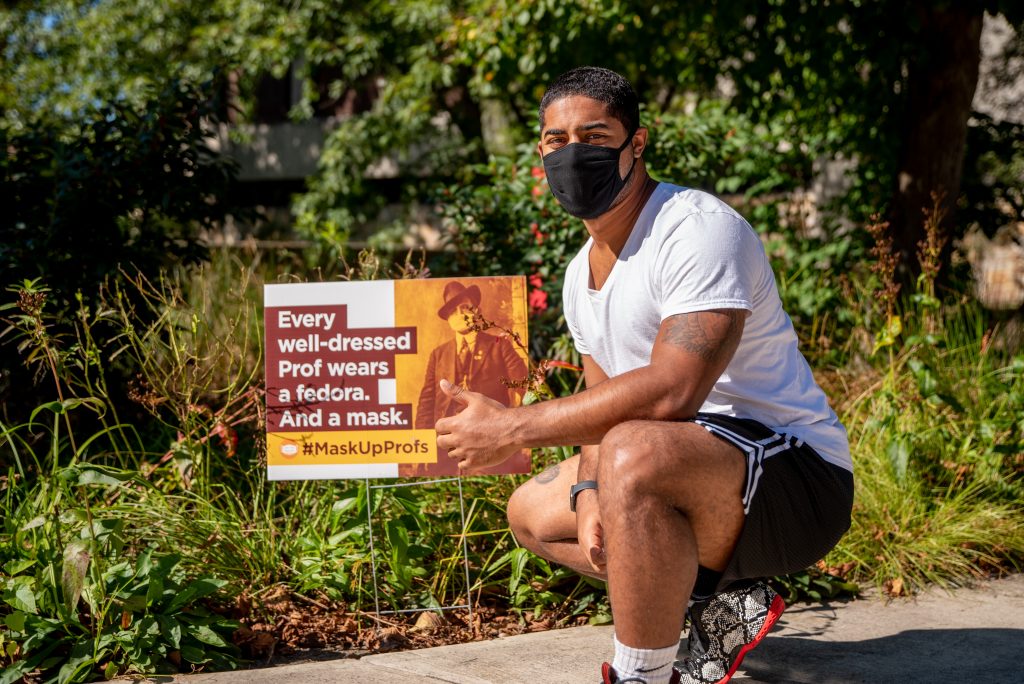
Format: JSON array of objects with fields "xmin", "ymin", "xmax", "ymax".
[
  {"xmin": 528, "ymin": 273, "xmax": 548, "ymax": 314},
  {"xmin": 530, "ymin": 166, "xmax": 545, "ymax": 179},
  {"xmin": 530, "ymin": 221, "xmax": 546, "ymax": 244},
  {"xmin": 529, "ymin": 287, "xmax": 549, "ymax": 314},
  {"xmin": 532, "ymin": 185, "xmax": 544, "ymax": 198}
]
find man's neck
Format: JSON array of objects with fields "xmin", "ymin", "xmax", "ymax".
[{"xmin": 582, "ymin": 169, "xmax": 658, "ymax": 257}]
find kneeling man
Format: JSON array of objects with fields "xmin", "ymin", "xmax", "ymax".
[{"xmin": 436, "ymin": 66, "xmax": 853, "ymax": 684}]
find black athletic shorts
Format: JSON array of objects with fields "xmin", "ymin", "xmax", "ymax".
[{"xmin": 692, "ymin": 413, "xmax": 855, "ymax": 591}]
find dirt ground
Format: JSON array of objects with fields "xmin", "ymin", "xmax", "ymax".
[{"xmin": 230, "ymin": 586, "xmax": 587, "ymax": 669}]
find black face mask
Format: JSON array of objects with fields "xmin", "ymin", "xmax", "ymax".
[{"xmin": 542, "ymin": 133, "xmax": 637, "ymax": 219}]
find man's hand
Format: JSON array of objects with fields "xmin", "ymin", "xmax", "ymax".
[
  {"xmin": 575, "ymin": 491, "xmax": 606, "ymax": 572},
  {"xmin": 435, "ymin": 378, "xmax": 520, "ymax": 472}
]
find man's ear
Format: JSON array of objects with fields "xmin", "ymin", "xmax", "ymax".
[
  {"xmin": 536, "ymin": 140, "xmax": 545, "ymax": 160},
  {"xmin": 631, "ymin": 126, "xmax": 649, "ymax": 158}
]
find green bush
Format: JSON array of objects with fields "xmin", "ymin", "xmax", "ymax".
[
  {"xmin": 0, "ymin": 79, "xmax": 237, "ymax": 316},
  {"xmin": 0, "ymin": 78, "xmax": 242, "ymax": 435}
]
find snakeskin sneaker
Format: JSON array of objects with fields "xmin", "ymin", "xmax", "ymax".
[{"xmin": 678, "ymin": 581, "xmax": 785, "ymax": 684}]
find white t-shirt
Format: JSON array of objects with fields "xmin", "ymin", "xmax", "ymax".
[{"xmin": 563, "ymin": 183, "xmax": 852, "ymax": 472}]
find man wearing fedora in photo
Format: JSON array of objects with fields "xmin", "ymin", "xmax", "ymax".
[{"xmin": 415, "ymin": 281, "xmax": 527, "ymax": 434}]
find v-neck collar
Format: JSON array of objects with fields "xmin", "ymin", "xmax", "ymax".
[{"xmin": 584, "ymin": 182, "xmax": 667, "ymax": 296}]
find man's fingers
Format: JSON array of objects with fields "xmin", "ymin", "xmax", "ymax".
[{"xmin": 439, "ymin": 378, "xmax": 471, "ymax": 405}]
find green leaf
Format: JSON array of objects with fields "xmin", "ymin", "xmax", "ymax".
[
  {"xmin": 3, "ymin": 576, "xmax": 38, "ymax": 613},
  {"xmin": 157, "ymin": 615, "xmax": 182, "ymax": 649},
  {"xmin": 4, "ymin": 611, "xmax": 26, "ymax": 633},
  {"xmin": 385, "ymin": 520, "xmax": 410, "ymax": 565},
  {"xmin": 75, "ymin": 466, "xmax": 133, "ymax": 487},
  {"xmin": 507, "ymin": 547, "xmax": 529, "ymax": 595},
  {"xmin": 121, "ymin": 594, "xmax": 147, "ymax": 614},
  {"xmin": 331, "ymin": 497, "xmax": 359, "ymax": 514},
  {"xmin": 29, "ymin": 401, "xmax": 68, "ymax": 423},
  {"xmin": 179, "ymin": 642, "xmax": 209, "ymax": 664},
  {"xmin": 62, "ymin": 540, "xmax": 91, "ymax": 614},
  {"xmin": 872, "ymin": 314, "xmax": 902, "ymax": 355},
  {"xmin": 3, "ymin": 559, "xmax": 35, "ymax": 575},
  {"xmin": 0, "ymin": 661, "xmax": 37, "ymax": 684},
  {"xmin": 57, "ymin": 639, "xmax": 95, "ymax": 684},
  {"xmin": 188, "ymin": 624, "xmax": 229, "ymax": 648},
  {"xmin": 146, "ymin": 573, "xmax": 165, "ymax": 607},
  {"xmin": 29, "ymin": 397, "xmax": 103, "ymax": 424},
  {"xmin": 137, "ymin": 615, "xmax": 160, "ymax": 637},
  {"xmin": 167, "ymin": 577, "xmax": 227, "ymax": 613},
  {"xmin": 20, "ymin": 515, "xmax": 46, "ymax": 532},
  {"xmin": 908, "ymin": 359, "xmax": 937, "ymax": 397},
  {"xmin": 887, "ymin": 439, "xmax": 910, "ymax": 483}
]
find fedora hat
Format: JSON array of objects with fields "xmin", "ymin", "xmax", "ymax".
[{"xmin": 438, "ymin": 281, "xmax": 482, "ymax": 319}]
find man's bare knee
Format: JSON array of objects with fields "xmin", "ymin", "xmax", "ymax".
[
  {"xmin": 599, "ymin": 422, "xmax": 662, "ymax": 499},
  {"xmin": 506, "ymin": 484, "xmax": 534, "ymax": 543},
  {"xmin": 507, "ymin": 474, "xmax": 579, "ymax": 558}
]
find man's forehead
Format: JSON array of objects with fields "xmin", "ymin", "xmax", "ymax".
[{"xmin": 541, "ymin": 95, "xmax": 620, "ymax": 132}]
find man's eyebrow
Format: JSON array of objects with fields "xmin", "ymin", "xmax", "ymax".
[{"xmin": 542, "ymin": 121, "xmax": 612, "ymax": 138}]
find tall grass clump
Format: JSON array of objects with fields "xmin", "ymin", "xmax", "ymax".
[
  {"xmin": 820, "ymin": 198, "xmax": 1024, "ymax": 595},
  {"xmin": 0, "ymin": 276, "xmax": 242, "ymax": 682}
]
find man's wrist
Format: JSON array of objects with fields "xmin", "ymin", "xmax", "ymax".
[
  {"xmin": 573, "ymin": 487, "xmax": 598, "ymax": 512},
  {"xmin": 501, "ymin": 405, "xmax": 528, "ymax": 450},
  {"xmin": 569, "ymin": 479, "xmax": 599, "ymax": 512}
]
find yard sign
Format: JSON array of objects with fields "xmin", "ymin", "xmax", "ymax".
[{"xmin": 264, "ymin": 276, "xmax": 531, "ymax": 480}]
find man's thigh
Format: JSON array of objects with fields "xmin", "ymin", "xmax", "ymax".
[
  {"xmin": 597, "ymin": 420, "xmax": 750, "ymax": 570},
  {"xmin": 599, "ymin": 419, "xmax": 747, "ymax": 514}
]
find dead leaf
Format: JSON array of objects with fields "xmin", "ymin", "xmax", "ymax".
[{"xmin": 413, "ymin": 611, "xmax": 445, "ymax": 633}]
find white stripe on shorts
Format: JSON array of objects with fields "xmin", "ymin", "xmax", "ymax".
[{"xmin": 694, "ymin": 417, "xmax": 801, "ymax": 515}]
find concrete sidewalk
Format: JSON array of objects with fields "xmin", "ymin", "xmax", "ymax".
[{"xmin": 162, "ymin": 574, "xmax": 1024, "ymax": 683}]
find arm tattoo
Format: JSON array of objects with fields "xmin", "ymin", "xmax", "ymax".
[
  {"xmin": 662, "ymin": 310, "xmax": 743, "ymax": 362},
  {"xmin": 534, "ymin": 462, "xmax": 560, "ymax": 484}
]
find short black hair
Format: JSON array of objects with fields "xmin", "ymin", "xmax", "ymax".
[{"xmin": 539, "ymin": 66, "xmax": 640, "ymax": 135}]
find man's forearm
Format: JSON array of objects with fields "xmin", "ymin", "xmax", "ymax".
[{"xmin": 505, "ymin": 363, "xmax": 701, "ymax": 449}]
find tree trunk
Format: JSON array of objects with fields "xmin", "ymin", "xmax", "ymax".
[{"xmin": 889, "ymin": 2, "xmax": 983, "ymax": 277}]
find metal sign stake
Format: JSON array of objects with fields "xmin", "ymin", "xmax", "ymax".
[{"xmin": 364, "ymin": 476, "xmax": 474, "ymax": 629}]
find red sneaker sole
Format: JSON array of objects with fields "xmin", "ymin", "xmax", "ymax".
[{"xmin": 716, "ymin": 594, "xmax": 786, "ymax": 684}]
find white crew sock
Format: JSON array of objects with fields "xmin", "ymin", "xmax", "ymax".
[{"xmin": 610, "ymin": 634, "xmax": 678, "ymax": 683}]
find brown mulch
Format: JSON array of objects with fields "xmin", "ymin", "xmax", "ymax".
[{"xmin": 228, "ymin": 586, "xmax": 587, "ymax": 668}]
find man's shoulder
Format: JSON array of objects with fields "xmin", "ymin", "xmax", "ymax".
[
  {"xmin": 652, "ymin": 184, "xmax": 745, "ymax": 226},
  {"xmin": 432, "ymin": 338, "xmax": 456, "ymax": 355},
  {"xmin": 646, "ymin": 184, "xmax": 759, "ymax": 257}
]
